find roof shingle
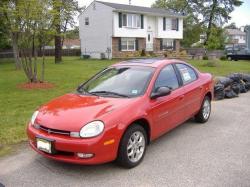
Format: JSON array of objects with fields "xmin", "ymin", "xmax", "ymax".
[{"xmin": 97, "ymin": 1, "xmax": 185, "ymax": 17}]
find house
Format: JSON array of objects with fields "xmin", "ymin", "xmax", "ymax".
[
  {"xmin": 62, "ymin": 39, "xmax": 81, "ymax": 49},
  {"xmin": 225, "ymin": 29, "xmax": 246, "ymax": 47},
  {"xmin": 79, "ymin": 1, "xmax": 185, "ymax": 59}
]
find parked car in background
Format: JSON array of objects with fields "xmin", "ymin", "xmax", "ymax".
[{"xmin": 27, "ymin": 59, "xmax": 213, "ymax": 168}]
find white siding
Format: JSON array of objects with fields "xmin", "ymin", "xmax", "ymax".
[
  {"xmin": 79, "ymin": 2, "xmax": 113, "ymax": 59},
  {"xmin": 157, "ymin": 17, "xmax": 183, "ymax": 39},
  {"xmin": 233, "ymin": 35, "xmax": 246, "ymax": 44},
  {"xmin": 147, "ymin": 16, "xmax": 157, "ymax": 37},
  {"xmin": 113, "ymin": 12, "xmax": 147, "ymax": 38},
  {"xmin": 79, "ymin": 2, "xmax": 185, "ymax": 57}
]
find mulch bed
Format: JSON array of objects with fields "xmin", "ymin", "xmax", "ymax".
[{"xmin": 17, "ymin": 82, "xmax": 55, "ymax": 90}]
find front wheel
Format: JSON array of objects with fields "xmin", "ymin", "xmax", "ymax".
[
  {"xmin": 116, "ymin": 125, "xmax": 147, "ymax": 168},
  {"xmin": 195, "ymin": 96, "xmax": 211, "ymax": 123}
]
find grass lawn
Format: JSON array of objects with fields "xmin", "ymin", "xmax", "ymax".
[{"xmin": 0, "ymin": 57, "xmax": 250, "ymax": 155}]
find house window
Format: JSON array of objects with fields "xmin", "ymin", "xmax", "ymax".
[
  {"xmin": 122, "ymin": 14, "xmax": 127, "ymax": 27},
  {"xmin": 162, "ymin": 39, "xmax": 174, "ymax": 50},
  {"xmin": 164, "ymin": 18, "xmax": 178, "ymax": 30},
  {"xmin": 171, "ymin": 18, "xmax": 178, "ymax": 30},
  {"xmin": 121, "ymin": 38, "xmax": 136, "ymax": 51},
  {"xmin": 165, "ymin": 19, "xmax": 171, "ymax": 30},
  {"xmin": 85, "ymin": 17, "xmax": 89, "ymax": 25},
  {"xmin": 122, "ymin": 14, "xmax": 141, "ymax": 28}
]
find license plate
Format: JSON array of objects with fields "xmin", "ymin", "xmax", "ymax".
[{"xmin": 37, "ymin": 138, "xmax": 52, "ymax": 154}]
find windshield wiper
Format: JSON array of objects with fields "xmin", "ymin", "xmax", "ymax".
[
  {"xmin": 76, "ymin": 86, "xmax": 98, "ymax": 96},
  {"xmin": 89, "ymin": 91, "xmax": 130, "ymax": 98}
]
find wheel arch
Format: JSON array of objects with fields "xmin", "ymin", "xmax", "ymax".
[
  {"xmin": 205, "ymin": 91, "xmax": 212, "ymax": 101},
  {"xmin": 121, "ymin": 118, "xmax": 151, "ymax": 145}
]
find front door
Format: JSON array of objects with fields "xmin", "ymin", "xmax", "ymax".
[
  {"xmin": 146, "ymin": 32, "xmax": 153, "ymax": 51},
  {"xmin": 149, "ymin": 65, "xmax": 186, "ymax": 138}
]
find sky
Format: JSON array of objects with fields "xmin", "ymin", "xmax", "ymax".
[{"xmin": 77, "ymin": 0, "xmax": 250, "ymax": 27}]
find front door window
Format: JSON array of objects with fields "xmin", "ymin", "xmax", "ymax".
[{"xmin": 146, "ymin": 32, "xmax": 153, "ymax": 51}]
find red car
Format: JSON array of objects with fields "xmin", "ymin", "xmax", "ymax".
[{"xmin": 27, "ymin": 59, "xmax": 213, "ymax": 168}]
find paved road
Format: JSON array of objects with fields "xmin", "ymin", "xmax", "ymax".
[{"xmin": 1, "ymin": 93, "xmax": 250, "ymax": 187}]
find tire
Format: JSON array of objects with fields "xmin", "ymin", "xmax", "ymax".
[
  {"xmin": 116, "ymin": 125, "xmax": 147, "ymax": 168},
  {"xmin": 195, "ymin": 96, "xmax": 211, "ymax": 123}
]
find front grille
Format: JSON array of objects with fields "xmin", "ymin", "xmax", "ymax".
[{"xmin": 35, "ymin": 124, "xmax": 70, "ymax": 136}]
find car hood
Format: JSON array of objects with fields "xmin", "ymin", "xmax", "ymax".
[{"xmin": 36, "ymin": 93, "xmax": 134, "ymax": 131}]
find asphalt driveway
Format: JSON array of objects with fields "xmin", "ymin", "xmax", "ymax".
[{"xmin": 0, "ymin": 92, "xmax": 250, "ymax": 187}]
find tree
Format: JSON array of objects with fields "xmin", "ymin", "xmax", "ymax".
[
  {"xmin": 65, "ymin": 26, "xmax": 79, "ymax": 40},
  {"xmin": 200, "ymin": 0, "xmax": 242, "ymax": 44},
  {"xmin": 206, "ymin": 26, "xmax": 225, "ymax": 50},
  {"xmin": 52, "ymin": 0, "xmax": 82, "ymax": 64},
  {"xmin": 152, "ymin": 0, "xmax": 243, "ymax": 49},
  {"xmin": 0, "ymin": 16, "xmax": 11, "ymax": 49},
  {"xmin": 18, "ymin": 0, "xmax": 54, "ymax": 83},
  {"xmin": 224, "ymin": 22, "xmax": 237, "ymax": 29},
  {"xmin": 1, "ymin": 0, "xmax": 53, "ymax": 82},
  {"xmin": 0, "ymin": 0, "xmax": 22, "ymax": 69}
]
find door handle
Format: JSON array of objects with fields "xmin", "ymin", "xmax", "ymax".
[{"xmin": 199, "ymin": 86, "xmax": 203, "ymax": 90}]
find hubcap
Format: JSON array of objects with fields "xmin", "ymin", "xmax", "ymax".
[
  {"xmin": 127, "ymin": 131, "xmax": 145, "ymax": 163},
  {"xmin": 203, "ymin": 99, "xmax": 211, "ymax": 120}
]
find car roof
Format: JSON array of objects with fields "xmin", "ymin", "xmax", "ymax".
[{"xmin": 112, "ymin": 58, "xmax": 186, "ymax": 68}]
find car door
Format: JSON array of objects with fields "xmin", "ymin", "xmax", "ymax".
[
  {"xmin": 149, "ymin": 64, "xmax": 186, "ymax": 138},
  {"xmin": 175, "ymin": 63, "xmax": 203, "ymax": 118}
]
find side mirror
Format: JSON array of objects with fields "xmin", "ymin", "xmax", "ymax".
[{"xmin": 151, "ymin": 87, "xmax": 171, "ymax": 99}]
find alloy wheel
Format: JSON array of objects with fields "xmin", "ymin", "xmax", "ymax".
[{"xmin": 127, "ymin": 131, "xmax": 146, "ymax": 163}]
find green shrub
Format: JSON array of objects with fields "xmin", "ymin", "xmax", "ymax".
[
  {"xmin": 220, "ymin": 56, "xmax": 227, "ymax": 61},
  {"xmin": 203, "ymin": 55, "xmax": 208, "ymax": 60},
  {"xmin": 141, "ymin": 49, "xmax": 146, "ymax": 56}
]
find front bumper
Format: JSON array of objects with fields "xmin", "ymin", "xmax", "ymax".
[{"xmin": 27, "ymin": 123, "xmax": 119, "ymax": 165}]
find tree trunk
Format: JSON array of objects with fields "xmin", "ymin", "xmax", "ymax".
[
  {"xmin": 41, "ymin": 45, "xmax": 45, "ymax": 82},
  {"xmin": 55, "ymin": 33, "xmax": 62, "ymax": 64},
  {"xmin": 54, "ymin": 0, "xmax": 62, "ymax": 64},
  {"xmin": 11, "ymin": 32, "xmax": 21, "ymax": 70},
  {"xmin": 205, "ymin": 0, "xmax": 217, "ymax": 45},
  {"xmin": 33, "ymin": 48, "xmax": 38, "ymax": 83}
]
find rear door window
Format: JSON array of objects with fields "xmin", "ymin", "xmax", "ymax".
[{"xmin": 176, "ymin": 64, "xmax": 197, "ymax": 85}]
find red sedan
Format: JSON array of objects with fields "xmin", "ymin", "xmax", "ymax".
[{"xmin": 27, "ymin": 59, "xmax": 213, "ymax": 168}]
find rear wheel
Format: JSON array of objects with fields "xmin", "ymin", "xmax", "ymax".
[
  {"xmin": 117, "ymin": 125, "xmax": 147, "ymax": 168},
  {"xmin": 195, "ymin": 96, "xmax": 211, "ymax": 123}
]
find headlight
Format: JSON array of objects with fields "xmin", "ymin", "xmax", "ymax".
[
  {"xmin": 80, "ymin": 121, "xmax": 104, "ymax": 138},
  {"xmin": 31, "ymin": 111, "xmax": 39, "ymax": 125}
]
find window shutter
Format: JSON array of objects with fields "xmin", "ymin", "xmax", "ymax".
[
  {"xmin": 141, "ymin": 15, "xmax": 144, "ymax": 29},
  {"xmin": 160, "ymin": 39, "xmax": 163, "ymax": 50},
  {"xmin": 173, "ymin": 40, "xmax": 176, "ymax": 50},
  {"xmin": 118, "ymin": 38, "xmax": 122, "ymax": 51},
  {"xmin": 163, "ymin": 17, "xmax": 166, "ymax": 31},
  {"xmin": 176, "ymin": 18, "xmax": 179, "ymax": 31},
  {"xmin": 119, "ymin": 13, "xmax": 122, "ymax": 28},
  {"xmin": 135, "ymin": 39, "xmax": 139, "ymax": 51}
]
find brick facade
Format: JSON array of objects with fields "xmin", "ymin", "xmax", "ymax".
[
  {"xmin": 154, "ymin": 38, "xmax": 161, "ymax": 52},
  {"xmin": 175, "ymin": 39, "xmax": 180, "ymax": 53},
  {"xmin": 112, "ymin": 37, "xmax": 181, "ymax": 58}
]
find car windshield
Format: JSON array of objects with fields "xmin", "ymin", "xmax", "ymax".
[{"xmin": 78, "ymin": 66, "xmax": 154, "ymax": 98}]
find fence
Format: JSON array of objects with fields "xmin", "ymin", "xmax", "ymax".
[
  {"xmin": 184, "ymin": 48, "xmax": 225, "ymax": 59},
  {"xmin": 0, "ymin": 49, "xmax": 81, "ymax": 58}
]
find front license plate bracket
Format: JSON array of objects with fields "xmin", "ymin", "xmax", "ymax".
[{"xmin": 36, "ymin": 136, "xmax": 56, "ymax": 154}]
